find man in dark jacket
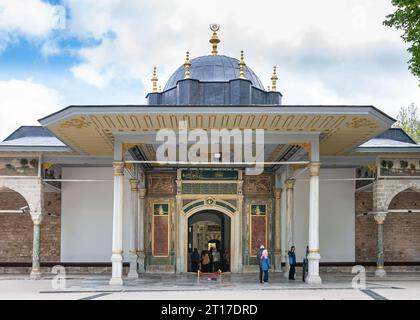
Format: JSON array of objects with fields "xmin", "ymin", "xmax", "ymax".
[
  {"xmin": 256, "ymin": 245, "xmax": 265, "ymax": 283},
  {"xmin": 302, "ymin": 245, "xmax": 309, "ymax": 282},
  {"xmin": 288, "ymin": 246, "xmax": 296, "ymax": 280}
]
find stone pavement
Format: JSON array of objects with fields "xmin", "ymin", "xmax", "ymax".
[{"xmin": 0, "ymin": 272, "xmax": 419, "ymax": 300}]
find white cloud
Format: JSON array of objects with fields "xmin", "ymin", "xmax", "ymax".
[
  {"xmin": 0, "ymin": 79, "xmax": 62, "ymax": 141},
  {"xmin": 0, "ymin": 0, "xmax": 63, "ymax": 52}
]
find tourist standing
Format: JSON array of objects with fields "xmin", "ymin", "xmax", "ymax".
[
  {"xmin": 302, "ymin": 246, "xmax": 309, "ymax": 282},
  {"xmin": 288, "ymin": 246, "xmax": 296, "ymax": 280},
  {"xmin": 256, "ymin": 245, "xmax": 265, "ymax": 283},
  {"xmin": 213, "ymin": 248, "xmax": 221, "ymax": 271},
  {"xmin": 260, "ymin": 249, "xmax": 271, "ymax": 284},
  {"xmin": 201, "ymin": 250, "xmax": 211, "ymax": 272}
]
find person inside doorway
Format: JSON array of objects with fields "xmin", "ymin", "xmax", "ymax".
[
  {"xmin": 209, "ymin": 247, "xmax": 214, "ymax": 271},
  {"xmin": 213, "ymin": 248, "xmax": 221, "ymax": 271},
  {"xmin": 260, "ymin": 249, "xmax": 271, "ymax": 284},
  {"xmin": 191, "ymin": 248, "xmax": 200, "ymax": 272},
  {"xmin": 288, "ymin": 246, "xmax": 296, "ymax": 280},
  {"xmin": 201, "ymin": 250, "xmax": 211, "ymax": 272},
  {"xmin": 222, "ymin": 249, "xmax": 230, "ymax": 272},
  {"xmin": 256, "ymin": 245, "xmax": 265, "ymax": 283}
]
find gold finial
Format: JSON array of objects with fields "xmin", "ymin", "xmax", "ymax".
[
  {"xmin": 270, "ymin": 66, "xmax": 278, "ymax": 92},
  {"xmin": 184, "ymin": 51, "xmax": 191, "ymax": 79},
  {"xmin": 209, "ymin": 24, "xmax": 220, "ymax": 55},
  {"xmin": 158, "ymin": 85, "xmax": 162, "ymax": 92},
  {"xmin": 151, "ymin": 67, "xmax": 158, "ymax": 92},
  {"xmin": 239, "ymin": 50, "xmax": 246, "ymax": 79}
]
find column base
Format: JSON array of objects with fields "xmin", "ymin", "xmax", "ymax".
[
  {"xmin": 137, "ymin": 251, "xmax": 146, "ymax": 273},
  {"xmin": 306, "ymin": 252, "xmax": 322, "ymax": 285},
  {"xmin": 109, "ymin": 277, "xmax": 124, "ymax": 286},
  {"xmin": 127, "ymin": 252, "xmax": 139, "ymax": 279},
  {"xmin": 305, "ymin": 274, "xmax": 322, "ymax": 285},
  {"xmin": 273, "ymin": 252, "xmax": 282, "ymax": 272},
  {"xmin": 109, "ymin": 253, "xmax": 124, "ymax": 286},
  {"xmin": 30, "ymin": 268, "xmax": 41, "ymax": 280},
  {"xmin": 375, "ymin": 267, "xmax": 386, "ymax": 278}
]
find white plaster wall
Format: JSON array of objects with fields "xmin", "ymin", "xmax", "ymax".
[
  {"xmin": 293, "ymin": 168, "xmax": 355, "ymax": 262},
  {"xmin": 61, "ymin": 167, "xmax": 131, "ymax": 262}
]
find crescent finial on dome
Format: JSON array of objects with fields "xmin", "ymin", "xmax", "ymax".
[{"xmin": 209, "ymin": 24, "xmax": 220, "ymax": 55}]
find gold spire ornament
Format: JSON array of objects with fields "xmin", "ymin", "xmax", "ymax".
[
  {"xmin": 239, "ymin": 50, "xmax": 246, "ymax": 79},
  {"xmin": 151, "ymin": 67, "xmax": 158, "ymax": 92},
  {"xmin": 184, "ymin": 51, "xmax": 191, "ymax": 79},
  {"xmin": 209, "ymin": 24, "xmax": 220, "ymax": 55},
  {"xmin": 271, "ymin": 66, "xmax": 278, "ymax": 92}
]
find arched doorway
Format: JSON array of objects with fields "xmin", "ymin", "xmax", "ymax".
[
  {"xmin": 385, "ymin": 188, "xmax": 420, "ymax": 262},
  {"xmin": 187, "ymin": 210, "xmax": 231, "ymax": 272},
  {"xmin": 0, "ymin": 186, "xmax": 32, "ymax": 262}
]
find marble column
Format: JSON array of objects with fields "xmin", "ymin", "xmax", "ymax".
[
  {"xmin": 175, "ymin": 171, "xmax": 183, "ymax": 273},
  {"xmin": 374, "ymin": 212, "xmax": 387, "ymax": 277},
  {"xmin": 274, "ymin": 188, "xmax": 282, "ymax": 272},
  {"xmin": 137, "ymin": 188, "xmax": 146, "ymax": 273},
  {"xmin": 306, "ymin": 161, "xmax": 322, "ymax": 284},
  {"xmin": 109, "ymin": 161, "xmax": 125, "ymax": 286},
  {"xmin": 127, "ymin": 179, "xmax": 139, "ymax": 279},
  {"xmin": 284, "ymin": 179, "xmax": 295, "ymax": 277},
  {"xmin": 30, "ymin": 211, "xmax": 43, "ymax": 280}
]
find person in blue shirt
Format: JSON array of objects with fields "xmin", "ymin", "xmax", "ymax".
[
  {"xmin": 260, "ymin": 249, "xmax": 271, "ymax": 284},
  {"xmin": 288, "ymin": 246, "xmax": 296, "ymax": 280}
]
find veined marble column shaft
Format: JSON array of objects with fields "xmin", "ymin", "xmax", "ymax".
[
  {"xmin": 284, "ymin": 179, "xmax": 295, "ymax": 277},
  {"xmin": 306, "ymin": 162, "xmax": 322, "ymax": 284},
  {"xmin": 374, "ymin": 212, "xmax": 387, "ymax": 277},
  {"xmin": 274, "ymin": 188, "xmax": 282, "ymax": 272},
  {"xmin": 128, "ymin": 179, "xmax": 139, "ymax": 279},
  {"xmin": 109, "ymin": 161, "xmax": 125, "ymax": 286},
  {"xmin": 137, "ymin": 188, "xmax": 146, "ymax": 273},
  {"xmin": 30, "ymin": 211, "xmax": 42, "ymax": 280}
]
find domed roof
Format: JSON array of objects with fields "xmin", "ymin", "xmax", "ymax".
[{"xmin": 164, "ymin": 55, "xmax": 265, "ymax": 91}]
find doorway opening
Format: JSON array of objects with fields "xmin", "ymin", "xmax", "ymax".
[{"xmin": 187, "ymin": 210, "xmax": 230, "ymax": 272}]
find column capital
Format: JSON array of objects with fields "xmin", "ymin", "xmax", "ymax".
[
  {"xmin": 309, "ymin": 161, "xmax": 321, "ymax": 177},
  {"xmin": 129, "ymin": 179, "xmax": 139, "ymax": 191},
  {"xmin": 139, "ymin": 188, "xmax": 146, "ymax": 198},
  {"xmin": 30, "ymin": 211, "xmax": 43, "ymax": 225},
  {"xmin": 112, "ymin": 161, "xmax": 125, "ymax": 176},
  {"xmin": 285, "ymin": 179, "xmax": 295, "ymax": 190},
  {"xmin": 275, "ymin": 188, "xmax": 282, "ymax": 199},
  {"xmin": 374, "ymin": 212, "xmax": 387, "ymax": 224}
]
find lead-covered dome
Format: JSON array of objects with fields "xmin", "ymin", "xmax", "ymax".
[{"xmin": 164, "ymin": 55, "xmax": 265, "ymax": 91}]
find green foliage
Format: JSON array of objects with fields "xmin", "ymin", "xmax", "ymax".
[
  {"xmin": 383, "ymin": 0, "xmax": 420, "ymax": 82},
  {"xmin": 394, "ymin": 103, "xmax": 420, "ymax": 142}
]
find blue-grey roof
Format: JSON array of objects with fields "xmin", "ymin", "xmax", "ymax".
[
  {"xmin": 356, "ymin": 128, "xmax": 419, "ymax": 152},
  {"xmin": 374, "ymin": 127, "xmax": 416, "ymax": 144},
  {"xmin": 164, "ymin": 55, "xmax": 265, "ymax": 90},
  {"xmin": 0, "ymin": 126, "xmax": 68, "ymax": 150}
]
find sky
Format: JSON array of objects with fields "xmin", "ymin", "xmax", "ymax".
[{"xmin": 0, "ymin": 0, "xmax": 419, "ymax": 141}]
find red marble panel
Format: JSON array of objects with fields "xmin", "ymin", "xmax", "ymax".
[
  {"xmin": 153, "ymin": 215, "xmax": 169, "ymax": 256},
  {"xmin": 251, "ymin": 215, "xmax": 266, "ymax": 255}
]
